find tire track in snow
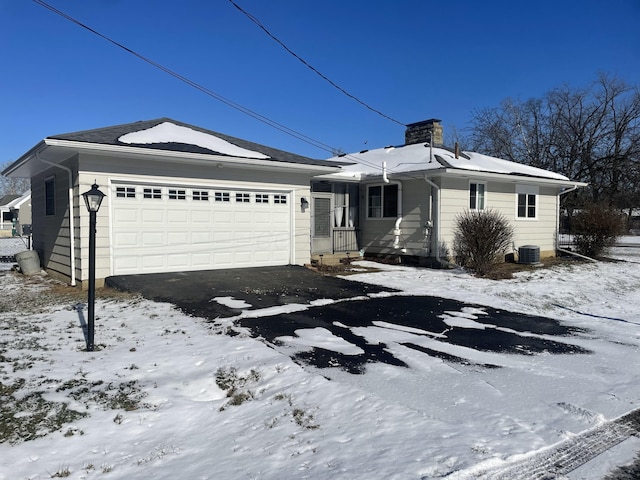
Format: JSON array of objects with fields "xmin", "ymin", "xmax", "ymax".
[{"xmin": 446, "ymin": 407, "xmax": 640, "ymax": 479}]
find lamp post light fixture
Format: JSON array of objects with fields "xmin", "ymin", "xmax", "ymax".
[{"xmin": 81, "ymin": 182, "xmax": 105, "ymax": 351}]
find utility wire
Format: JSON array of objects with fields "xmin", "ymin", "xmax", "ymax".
[
  {"xmin": 31, "ymin": 0, "xmax": 420, "ymax": 177},
  {"xmin": 32, "ymin": 0, "xmax": 345, "ymax": 156},
  {"xmin": 228, "ymin": 0, "xmax": 405, "ymax": 126}
]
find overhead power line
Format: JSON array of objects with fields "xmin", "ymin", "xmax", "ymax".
[
  {"xmin": 32, "ymin": 0, "xmax": 343, "ymax": 155},
  {"xmin": 31, "ymin": 0, "xmax": 418, "ymax": 177},
  {"xmin": 228, "ymin": 0, "xmax": 405, "ymax": 127}
]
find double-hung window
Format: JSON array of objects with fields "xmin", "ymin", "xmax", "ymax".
[
  {"xmin": 469, "ymin": 182, "xmax": 486, "ymax": 210},
  {"xmin": 516, "ymin": 185, "xmax": 538, "ymax": 219},
  {"xmin": 367, "ymin": 183, "xmax": 398, "ymax": 218}
]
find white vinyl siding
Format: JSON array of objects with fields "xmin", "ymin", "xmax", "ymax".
[{"xmin": 437, "ymin": 177, "xmax": 558, "ymax": 256}]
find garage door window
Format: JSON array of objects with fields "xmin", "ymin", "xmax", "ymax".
[
  {"xmin": 143, "ymin": 188, "xmax": 162, "ymax": 199},
  {"xmin": 274, "ymin": 195, "xmax": 287, "ymax": 204},
  {"xmin": 236, "ymin": 193, "xmax": 251, "ymax": 203},
  {"xmin": 116, "ymin": 187, "xmax": 136, "ymax": 198},
  {"xmin": 256, "ymin": 194, "xmax": 269, "ymax": 203},
  {"xmin": 215, "ymin": 192, "xmax": 230, "ymax": 202},
  {"xmin": 193, "ymin": 190, "xmax": 209, "ymax": 201},
  {"xmin": 168, "ymin": 189, "xmax": 186, "ymax": 200}
]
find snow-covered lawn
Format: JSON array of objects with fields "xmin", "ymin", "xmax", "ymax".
[{"xmin": 1, "ymin": 250, "xmax": 639, "ymax": 479}]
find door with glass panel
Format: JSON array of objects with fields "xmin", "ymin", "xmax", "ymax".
[{"xmin": 311, "ymin": 193, "xmax": 332, "ymax": 253}]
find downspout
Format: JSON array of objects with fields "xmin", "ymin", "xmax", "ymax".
[
  {"xmin": 423, "ymin": 175, "xmax": 458, "ymax": 268},
  {"xmin": 556, "ymin": 185, "xmax": 597, "ymax": 262},
  {"xmin": 36, "ymin": 152, "xmax": 77, "ymax": 285},
  {"xmin": 384, "ymin": 162, "xmax": 404, "ymax": 251}
]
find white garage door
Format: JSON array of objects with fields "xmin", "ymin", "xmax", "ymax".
[{"xmin": 111, "ymin": 183, "xmax": 292, "ymax": 275}]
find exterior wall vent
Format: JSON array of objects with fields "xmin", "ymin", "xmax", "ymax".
[{"xmin": 519, "ymin": 245, "xmax": 540, "ymax": 264}]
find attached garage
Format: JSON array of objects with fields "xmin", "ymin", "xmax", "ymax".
[
  {"xmin": 3, "ymin": 118, "xmax": 345, "ymax": 286},
  {"xmin": 111, "ymin": 182, "xmax": 292, "ymax": 274}
]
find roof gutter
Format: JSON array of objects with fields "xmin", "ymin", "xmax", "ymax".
[
  {"xmin": 36, "ymin": 150, "xmax": 78, "ymax": 286},
  {"xmin": 43, "ymin": 139, "xmax": 341, "ymax": 174},
  {"xmin": 440, "ymin": 167, "xmax": 587, "ymax": 187}
]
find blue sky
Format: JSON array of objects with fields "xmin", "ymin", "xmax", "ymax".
[{"xmin": 1, "ymin": 0, "xmax": 639, "ymax": 164}]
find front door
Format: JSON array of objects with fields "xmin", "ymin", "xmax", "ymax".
[{"xmin": 311, "ymin": 193, "xmax": 332, "ymax": 253}]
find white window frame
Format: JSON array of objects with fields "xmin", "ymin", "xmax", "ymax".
[
  {"xmin": 469, "ymin": 181, "xmax": 486, "ymax": 210},
  {"xmin": 516, "ymin": 185, "xmax": 538, "ymax": 220}
]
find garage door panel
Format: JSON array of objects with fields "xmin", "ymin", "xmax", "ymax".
[
  {"xmin": 167, "ymin": 232, "xmax": 189, "ymax": 245},
  {"xmin": 112, "ymin": 184, "xmax": 292, "ymax": 275},
  {"xmin": 167, "ymin": 253, "xmax": 189, "ymax": 268},
  {"xmin": 142, "ymin": 255, "xmax": 165, "ymax": 268},
  {"xmin": 114, "ymin": 209, "xmax": 138, "ymax": 223},
  {"xmin": 192, "ymin": 253, "xmax": 213, "ymax": 266},
  {"xmin": 191, "ymin": 211, "xmax": 211, "ymax": 223},
  {"xmin": 168, "ymin": 210, "xmax": 189, "ymax": 223},
  {"xmin": 113, "ymin": 232, "xmax": 138, "ymax": 248},
  {"xmin": 142, "ymin": 232, "xmax": 164, "ymax": 246},
  {"xmin": 214, "ymin": 211, "xmax": 233, "ymax": 224},
  {"xmin": 192, "ymin": 232, "xmax": 212, "ymax": 244}
]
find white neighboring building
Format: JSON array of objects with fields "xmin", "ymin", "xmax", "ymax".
[{"xmin": 0, "ymin": 191, "xmax": 31, "ymax": 237}]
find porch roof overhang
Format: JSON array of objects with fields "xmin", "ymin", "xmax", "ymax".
[{"xmin": 3, "ymin": 139, "xmax": 344, "ymax": 179}]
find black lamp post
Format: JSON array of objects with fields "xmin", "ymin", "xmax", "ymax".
[{"xmin": 81, "ymin": 182, "xmax": 105, "ymax": 351}]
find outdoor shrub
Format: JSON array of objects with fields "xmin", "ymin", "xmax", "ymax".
[
  {"xmin": 571, "ymin": 203, "xmax": 625, "ymax": 257},
  {"xmin": 453, "ymin": 209, "xmax": 514, "ymax": 276}
]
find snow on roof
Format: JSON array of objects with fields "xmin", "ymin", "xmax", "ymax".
[
  {"xmin": 118, "ymin": 122, "xmax": 270, "ymax": 160},
  {"xmin": 328, "ymin": 143, "xmax": 570, "ymax": 182}
]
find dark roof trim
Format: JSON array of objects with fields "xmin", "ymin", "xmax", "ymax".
[{"xmin": 48, "ymin": 117, "xmax": 347, "ymax": 169}]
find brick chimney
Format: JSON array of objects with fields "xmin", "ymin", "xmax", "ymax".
[{"xmin": 405, "ymin": 119, "xmax": 443, "ymax": 146}]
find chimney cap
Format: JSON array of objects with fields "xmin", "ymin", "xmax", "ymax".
[{"xmin": 406, "ymin": 118, "xmax": 442, "ymax": 128}]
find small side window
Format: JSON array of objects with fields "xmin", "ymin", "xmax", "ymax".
[
  {"xmin": 469, "ymin": 182, "xmax": 485, "ymax": 210},
  {"xmin": 45, "ymin": 177, "xmax": 55, "ymax": 216}
]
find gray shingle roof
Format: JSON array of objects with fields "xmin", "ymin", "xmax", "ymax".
[{"xmin": 48, "ymin": 118, "xmax": 348, "ymax": 168}]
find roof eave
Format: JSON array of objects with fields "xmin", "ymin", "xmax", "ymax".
[
  {"xmin": 437, "ymin": 168, "xmax": 587, "ymax": 187},
  {"xmin": 1, "ymin": 141, "xmax": 47, "ymax": 178},
  {"xmin": 42, "ymin": 139, "xmax": 343, "ymax": 174}
]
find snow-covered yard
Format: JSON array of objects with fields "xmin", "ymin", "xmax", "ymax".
[{"xmin": 1, "ymin": 246, "xmax": 639, "ymax": 479}]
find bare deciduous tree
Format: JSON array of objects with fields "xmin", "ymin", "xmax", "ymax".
[
  {"xmin": 0, "ymin": 161, "xmax": 30, "ymax": 196},
  {"xmin": 468, "ymin": 74, "xmax": 640, "ymax": 212}
]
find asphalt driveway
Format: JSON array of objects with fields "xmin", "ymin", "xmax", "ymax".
[{"xmin": 106, "ymin": 265, "xmax": 590, "ymax": 373}]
